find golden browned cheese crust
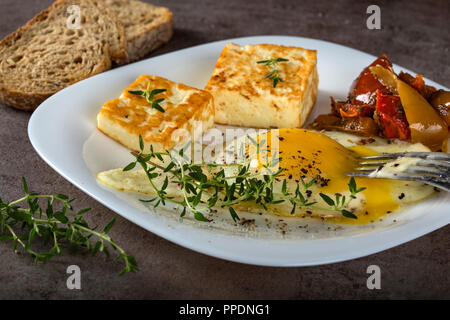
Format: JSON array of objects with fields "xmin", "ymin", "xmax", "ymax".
[
  {"xmin": 205, "ymin": 43, "xmax": 318, "ymax": 128},
  {"xmin": 98, "ymin": 75, "xmax": 214, "ymax": 152}
]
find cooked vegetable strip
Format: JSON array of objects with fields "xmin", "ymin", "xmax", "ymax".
[
  {"xmin": 375, "ymin": 89, "xmax": 410, "ymax": 140},
  {"xmin": 396, "ymin": 79, "xmax": 448, "ymax": 151},
  {"xmin": 310, "ymin": 54, "xmax": 449, "ymax": 150}
]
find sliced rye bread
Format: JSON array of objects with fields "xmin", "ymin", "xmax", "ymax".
[
  {"xmin": 105, "ymin": 0, "xmax": 173, "ymax": 62},
  {"xmin": 0, "ymin": 0, "xmax": 127, "ymax": 110}
]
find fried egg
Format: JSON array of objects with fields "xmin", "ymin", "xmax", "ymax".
[
  {"xmin": 235, "ymin": 129, "xmax": 435, "ymax": 224},
  {"xmin": 97, "ymin": 129, "xmax": 436, "ymax": 225}
]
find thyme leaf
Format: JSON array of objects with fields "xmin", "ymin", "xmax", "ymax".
[
  {"xmin": 257, "ymin": 57, "xmax": 289, "ymax": 87},
  {"xmin": 0, "ymin": 178, "xmax": 138, "ymax": 275},
  {"xmin": 128, "ymin": 83, "xmax": 167, "ymax": 113}
]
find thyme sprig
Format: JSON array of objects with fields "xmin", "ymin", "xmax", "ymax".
[
  {"xmin": 124, "ymin": 136, "xmax": 366, "ymax": 222},
  {"xmin": 257, "ymin": 57, "xmax": 289, "ymax": 87},
  {"xmin": 128, "ymin": 83, "xmax": 166, "ymax": 113},
  {"xmin": 0, "ymin": 178, "xmax": 138, "ymax": 275}
]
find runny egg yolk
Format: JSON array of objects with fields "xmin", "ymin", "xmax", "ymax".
[{"xmin": 251, "ymin": 128, "xmax": 400, "ymax": 224}]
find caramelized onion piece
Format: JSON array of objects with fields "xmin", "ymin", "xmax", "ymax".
[
  {"xmin": 309, "ymin": 114, "xmax": 379, "ymax": 136},
  {"xmin": 396, "ymin": 79, "xmax": 448, "ymax": 151},
  {"xmin": 430, "ymin": 90, "xmax": 450, "ymax": 126}
]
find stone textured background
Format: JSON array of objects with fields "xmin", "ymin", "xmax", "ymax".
[{"xmin": 0, "ymin": 0, "xmax": 448, "ymax": 299}]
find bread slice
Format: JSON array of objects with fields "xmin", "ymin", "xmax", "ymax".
[
  {"xmin": 105, "ymin": 0, "xmax": 173, "ymax": 62},
  {"xmin": 0, "ymin": 0, "xmax": 127, "ymax": 110},
  {"xmin": 205, "ymin": 43, "xmax": 318, "ymax": 128},
  {"xmin": 97, "ymin": 75, "xmax": 214, "ymax": 153}
]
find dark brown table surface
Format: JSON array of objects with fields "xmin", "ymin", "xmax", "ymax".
[{"xmin": 0, "ymin": 0, "xmax": 449, "ymax": 299}]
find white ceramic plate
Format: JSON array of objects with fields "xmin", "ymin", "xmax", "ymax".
[{"xmin": 28, "ymin": 36, "xmax": 449, "ymax": 266}]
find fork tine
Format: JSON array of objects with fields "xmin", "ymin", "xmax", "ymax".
[
  {"xmin": 353, "ymin": 165, "xmax": 445, "ymax": 176},
  {"xmin": 360, "ymin": 152, "xmax": 450, "ymax": 161},
  {"xmin": 351, "ymin": 152, "xmax": 450, "ymax": 192},
  {"xmin": 354, "ymin": 168, "xmax": 377, "ymax": 173},
  {"xmin": 408, "ymin": 165, "xmax": 447, "ymax": 176},
  {"xmin": 347, "ymin": 172, "xmax": 371, "ymax": 177},
  {"xmin": 358, "ymin": 160, "xmax": 389, "ymax": 166},
  {"xmin": 417, "ymin": 159, "xmax": 450, "ymax": 169},
  {"xmin": 358, "ymin": 159, "xmax": 450, "ymax": 170},
  {"xmin": 348, "ymin": 170, "xmax": 429, "ymax": 181},
  {"xmin": 348, "ymin": 170, "xmax": 450, "ymax": 191}
]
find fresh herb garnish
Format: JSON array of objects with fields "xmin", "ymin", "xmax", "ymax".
[
  {"xmin": 124, "ymin": 136, "xmax": 365, "ymax": 222},
  {"xmin": 0, "ymin": 178, "xmax": 138, "ymax": 275},
  {"xmin": 257, "ymin": 57, "xmax": 289, "ymax": 87},
  {"xmin": 128, "ymin": 83, "xmax": 167, "ymax": 113}
]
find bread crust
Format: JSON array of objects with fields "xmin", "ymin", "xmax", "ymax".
[
  {"xmin": 126, "ymin": 17, "xmax": 173, "ymax": 62},
  {"xmin": 94, "ymin": 0, "xmax": 127, "ymax": 63},
  {"xmin": 0, "ymin": 87, "xmax": 49, "ymax": 112},
  {"xmin": 104, "ymin": 0, "xmax": 173, "ymax": 63}
]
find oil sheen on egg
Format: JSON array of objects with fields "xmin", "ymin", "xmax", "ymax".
[{"xmin": 241, "ymin": 128, "xmax": 435, "ymax": 224}]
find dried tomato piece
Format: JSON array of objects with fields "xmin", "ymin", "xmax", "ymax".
[
  {"xmin": 375, "ymin": 90, "xmax": 410, "ymax": 140},
  {"xmin": 349, "ymin": 54, "xmax": 394, "ymax": 105},
  {"xmin": 330, "ymin": 97, "xmax": 346, "ymax": 116},
  {"xmin": 339, "ymin": 103, "xmax": 375, "ymax": 118},
  {"xmin": 339, "ymin": 106, "xmax": 359, "ymax": 118}
]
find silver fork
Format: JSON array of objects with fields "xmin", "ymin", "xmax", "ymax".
[{"xmin": 348, "ymin": 152, "xmax": 450, "ymax": 192}]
